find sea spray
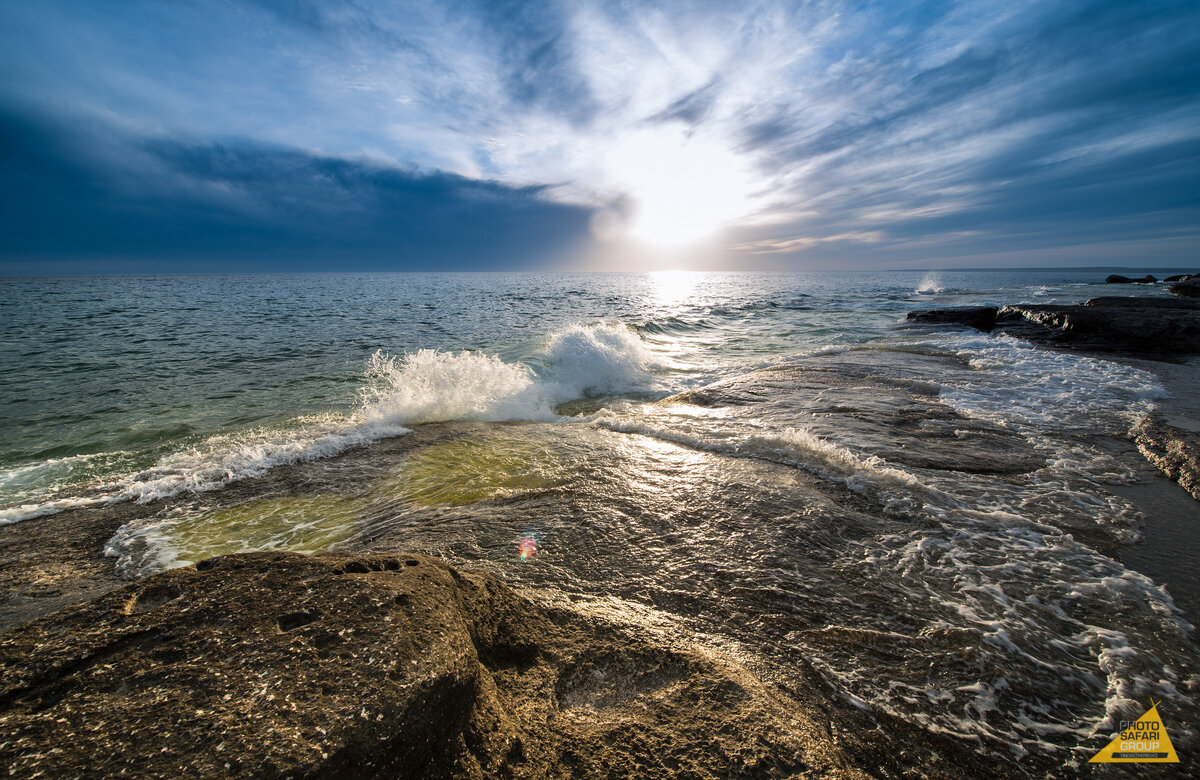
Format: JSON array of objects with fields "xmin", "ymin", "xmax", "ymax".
[
  {"xmin": 361, "ymin": 349, "xmax": 550, "ymax": 424},
  {"xmin": 915, "ymin": 272, "xmax": 945, "ymax": 294},
  {"xmin": 536, "ymin": 322, "xmax": 663, "ymax": 397},
  {"xmin": 3, "ymin": 322, "xmax": 669, "ymax": 525},
  {"xmin": 360, "ymin": 323, "xmax": 663, "ymax": 426}
]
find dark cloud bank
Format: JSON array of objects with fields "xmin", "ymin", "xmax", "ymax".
[{"xmin": 0, "ymin": 110, "xmax": 591, "ymax": 273}]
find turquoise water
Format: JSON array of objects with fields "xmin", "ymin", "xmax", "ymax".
[{"xmin": 0, "ymin": 269, "xmax": 1179, "ymax": 520}]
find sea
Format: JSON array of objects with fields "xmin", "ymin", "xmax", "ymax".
[{"xmin": 1, "ymin": 269, "xmax": 1197, "ymax": 770}]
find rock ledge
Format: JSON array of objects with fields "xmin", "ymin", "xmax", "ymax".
[{"xmin": 0, "ymin": 551, "xmax": 868, "ymax": 779}]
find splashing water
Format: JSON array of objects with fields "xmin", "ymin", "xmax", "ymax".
[{"xmin": 915, "ymin": 272, "xmax": 945, "ymax": 294}]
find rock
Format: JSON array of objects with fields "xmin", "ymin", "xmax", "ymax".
[
  {"xmin": 1105, "ymin": 274, "xmax": 1156, "ymax": 283},
  {"xmin": 1163, "ymin": 274, "xmax": 1194, "ymax": 283},
  {"xmin": 1131, "ymin": 417, "xmax": 1200, "ymax": 502},
  {"xmin": 0, "ymin": 551, "xmax": 866, "ymax": 780},
  {"xmin": 1171, "ymin": 277, "xmax": 1200, "ymax": 298},
  {"xmin": 909, "ymin": 298, "xmax": 1200, "ymax": 355},
  {"xmin": 905, "ymin": 306, "xmax": 997, "ymax": 331},
  {"xmin": 665, "ymin": 350, "xmax": 1043, "ymax": 475},
  {"xmin": 993, "ymin": 298, "xmax": 1200, "ymax": 353},
  {"xmin": 1081, "ymin": 297, "xmax": 1200, "ymax": 309}
]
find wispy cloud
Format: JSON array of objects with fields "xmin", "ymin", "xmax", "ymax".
[
  {"xmin": 734, "ymin": 231, "xmax": 885, "ymax": 254},
  {"xmin": 0, "ymin": 0, "xmax": 1197, "ymax": 269}
]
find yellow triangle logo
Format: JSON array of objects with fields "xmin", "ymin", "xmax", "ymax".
[{"xmin": 1089, "ymin": 702, "xmax": 1179, "ymax": 763}]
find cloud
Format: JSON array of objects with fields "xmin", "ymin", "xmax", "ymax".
[
  {"xmin": 0, "ymin": 0, "xmax": 1198, "ymax": 269},
  {"xmin": 733, "ymin": 231, "xmax": 885, "ymax": 255},
  {"xmin": 0, "ymin": 109, "xmax": 591, "ymax": 271}
]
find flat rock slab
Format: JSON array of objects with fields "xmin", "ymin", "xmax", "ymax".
[
  {"xmin": 667, "ymin": 350, "xmax": 1042, "ymax": 475},
  {"xmin": 0, "ymin": 550, "xmax": 868, "ymax": 780}
]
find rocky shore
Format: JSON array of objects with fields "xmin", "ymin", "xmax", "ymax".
[
  {"xmin": 908, "ymin": 295, "xmax": 1200, "ymax": 503},
  {"xmin": 0, "ymin": 550, "xmax": 911, "ymax": 779},
  {"xmin": 3, "ymin": 298, "xmax": 1200, "ymax": 777},
  {"xmin": 906, "ymin": 296, "xmax": 1200, "ymax": 355}
]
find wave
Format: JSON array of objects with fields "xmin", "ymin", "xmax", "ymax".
[
  {"xmin": 633, "ymin": 316, "xmax": 718, "ymax": 336},
  {"xmin": 1, "ymin": 323, "xmax": 664, "ymax": 524},
  {"xmin": 362, "ymin": 322, "xmax": 662, "ymax": 427}
]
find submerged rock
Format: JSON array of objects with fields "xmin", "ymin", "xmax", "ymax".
[
  {"xmin": 668, "ymin": 351, "xmax": 1044, "ymax": 475},
  {"xmin": 0, "ymin": 550, "xmax": 868, "ymax": 780}
]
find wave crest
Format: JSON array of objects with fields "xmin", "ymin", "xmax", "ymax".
[
  {"xmin": 362, "ymin": 349, "xmax": 548, "ymax": 425},
  {"xmin": 538, "ymin": 323, "xmax": 661, "ymax": 397}
]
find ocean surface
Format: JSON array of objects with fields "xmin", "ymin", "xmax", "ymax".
[{"xmin": 2, "ymin": 269, "xmax": 1198, "ymax": 769}]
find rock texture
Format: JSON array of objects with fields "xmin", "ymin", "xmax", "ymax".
[
  {"xmin": 1131, "ymin": 416, "xmax": 1200, "ymax": 502},
  {"xmin": 907, "ymin": 297, "xmax": 1200, "ymax": 355},
  {"xmin": 0, "ymin": 551, "xmax": 869, "ymax": 780}
]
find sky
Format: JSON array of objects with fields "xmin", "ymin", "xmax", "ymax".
[{"xmin": 0, "ymin": 0, "xmax": 1198, "ymax": 273}]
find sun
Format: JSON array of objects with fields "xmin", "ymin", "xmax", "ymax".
[{"xmin": 602, "ymin": 126, "xmax": 755, "ymax": 247}]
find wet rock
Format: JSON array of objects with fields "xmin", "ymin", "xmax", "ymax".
[
  {"xmin": 1163, "ymin": 274, "xmax": 1195, "ymax": 283},
  {"xmin": 908, "ymin": 297, "xmax": 1200, "ymax": 355},
  {"xmin": 666, "ymin": 350, "xmax": 1042, "ymax": 475},
  {"xmin": 1131, "ymin": 416, "xmax": 1200, "ymax": 502},
  {"xmin": 905, "ymin": 306, "xmax": 997, "ymax": 332},
  {"xmin": 1106, "ymin": 274, "xmax": 1156, "ymax": 284},
  {"xmin": 992, "ymin": 298, "xmax": 1200, "ymax": 354},
  {"xmin": 1171, "ymin": 277, "xmax": 1200, "ymax": 298},
  {"xmin": 0, "ymin": 550, "xmax": 866, "ymax": 780}
]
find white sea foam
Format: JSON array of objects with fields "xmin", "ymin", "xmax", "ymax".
[
  {"xmin": 4, "ymin": 322, "xmax": 663, "ymax": 524},
  {"xmin": 117, "ymin": 413, "xmax": 410, "ymax": 505},
  {"xmin": 0, "ymin": 495, "xmax": 111, "ymax": 525},
  {"xmin": 931, "ymin": 331, "xmax": 1164, "ymax": 430},
  {"xmin": 361, "ymin": 349, "xmax": 549, "ymax": 424},
  {"xmin": 359, "ymin": 322, "xmax": 662, "ymax": 427},
  {"xmin": 538, "ymin": 322, "xmax": 662, "ymax": 396},
  {"xmin": 0, "ymin": 451, "xmax": 135, "ymax": 524}
]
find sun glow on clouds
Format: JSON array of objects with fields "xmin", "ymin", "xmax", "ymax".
[
  {"xmin": 4, "ymin": 1, "xmax": 1196, "ymax": 269},
  {"xmin": 590, "ymin": 126, "xmax": 756, "ymax": 247}
]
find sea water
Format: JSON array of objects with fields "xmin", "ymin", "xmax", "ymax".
[
  {"xmin": 0, "ymin": 269, "xmax": 1173, "ymax": 520},
  {"xmin": 1, "ymin": 269, "xmax": 1197, "ymax": 768}
]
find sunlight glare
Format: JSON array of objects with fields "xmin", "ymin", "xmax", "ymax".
[
  {"xmin": 607, "ymin": 127, "xmax": 754, "ymax": 247},
  {"xmin": 648, "ymin": 269, "xmax": 702, "ymax": 305}
]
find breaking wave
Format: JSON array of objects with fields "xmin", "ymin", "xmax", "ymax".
[{"xmin": 2, "ymin": 323, "xmax": 664, "ymax": 524}]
